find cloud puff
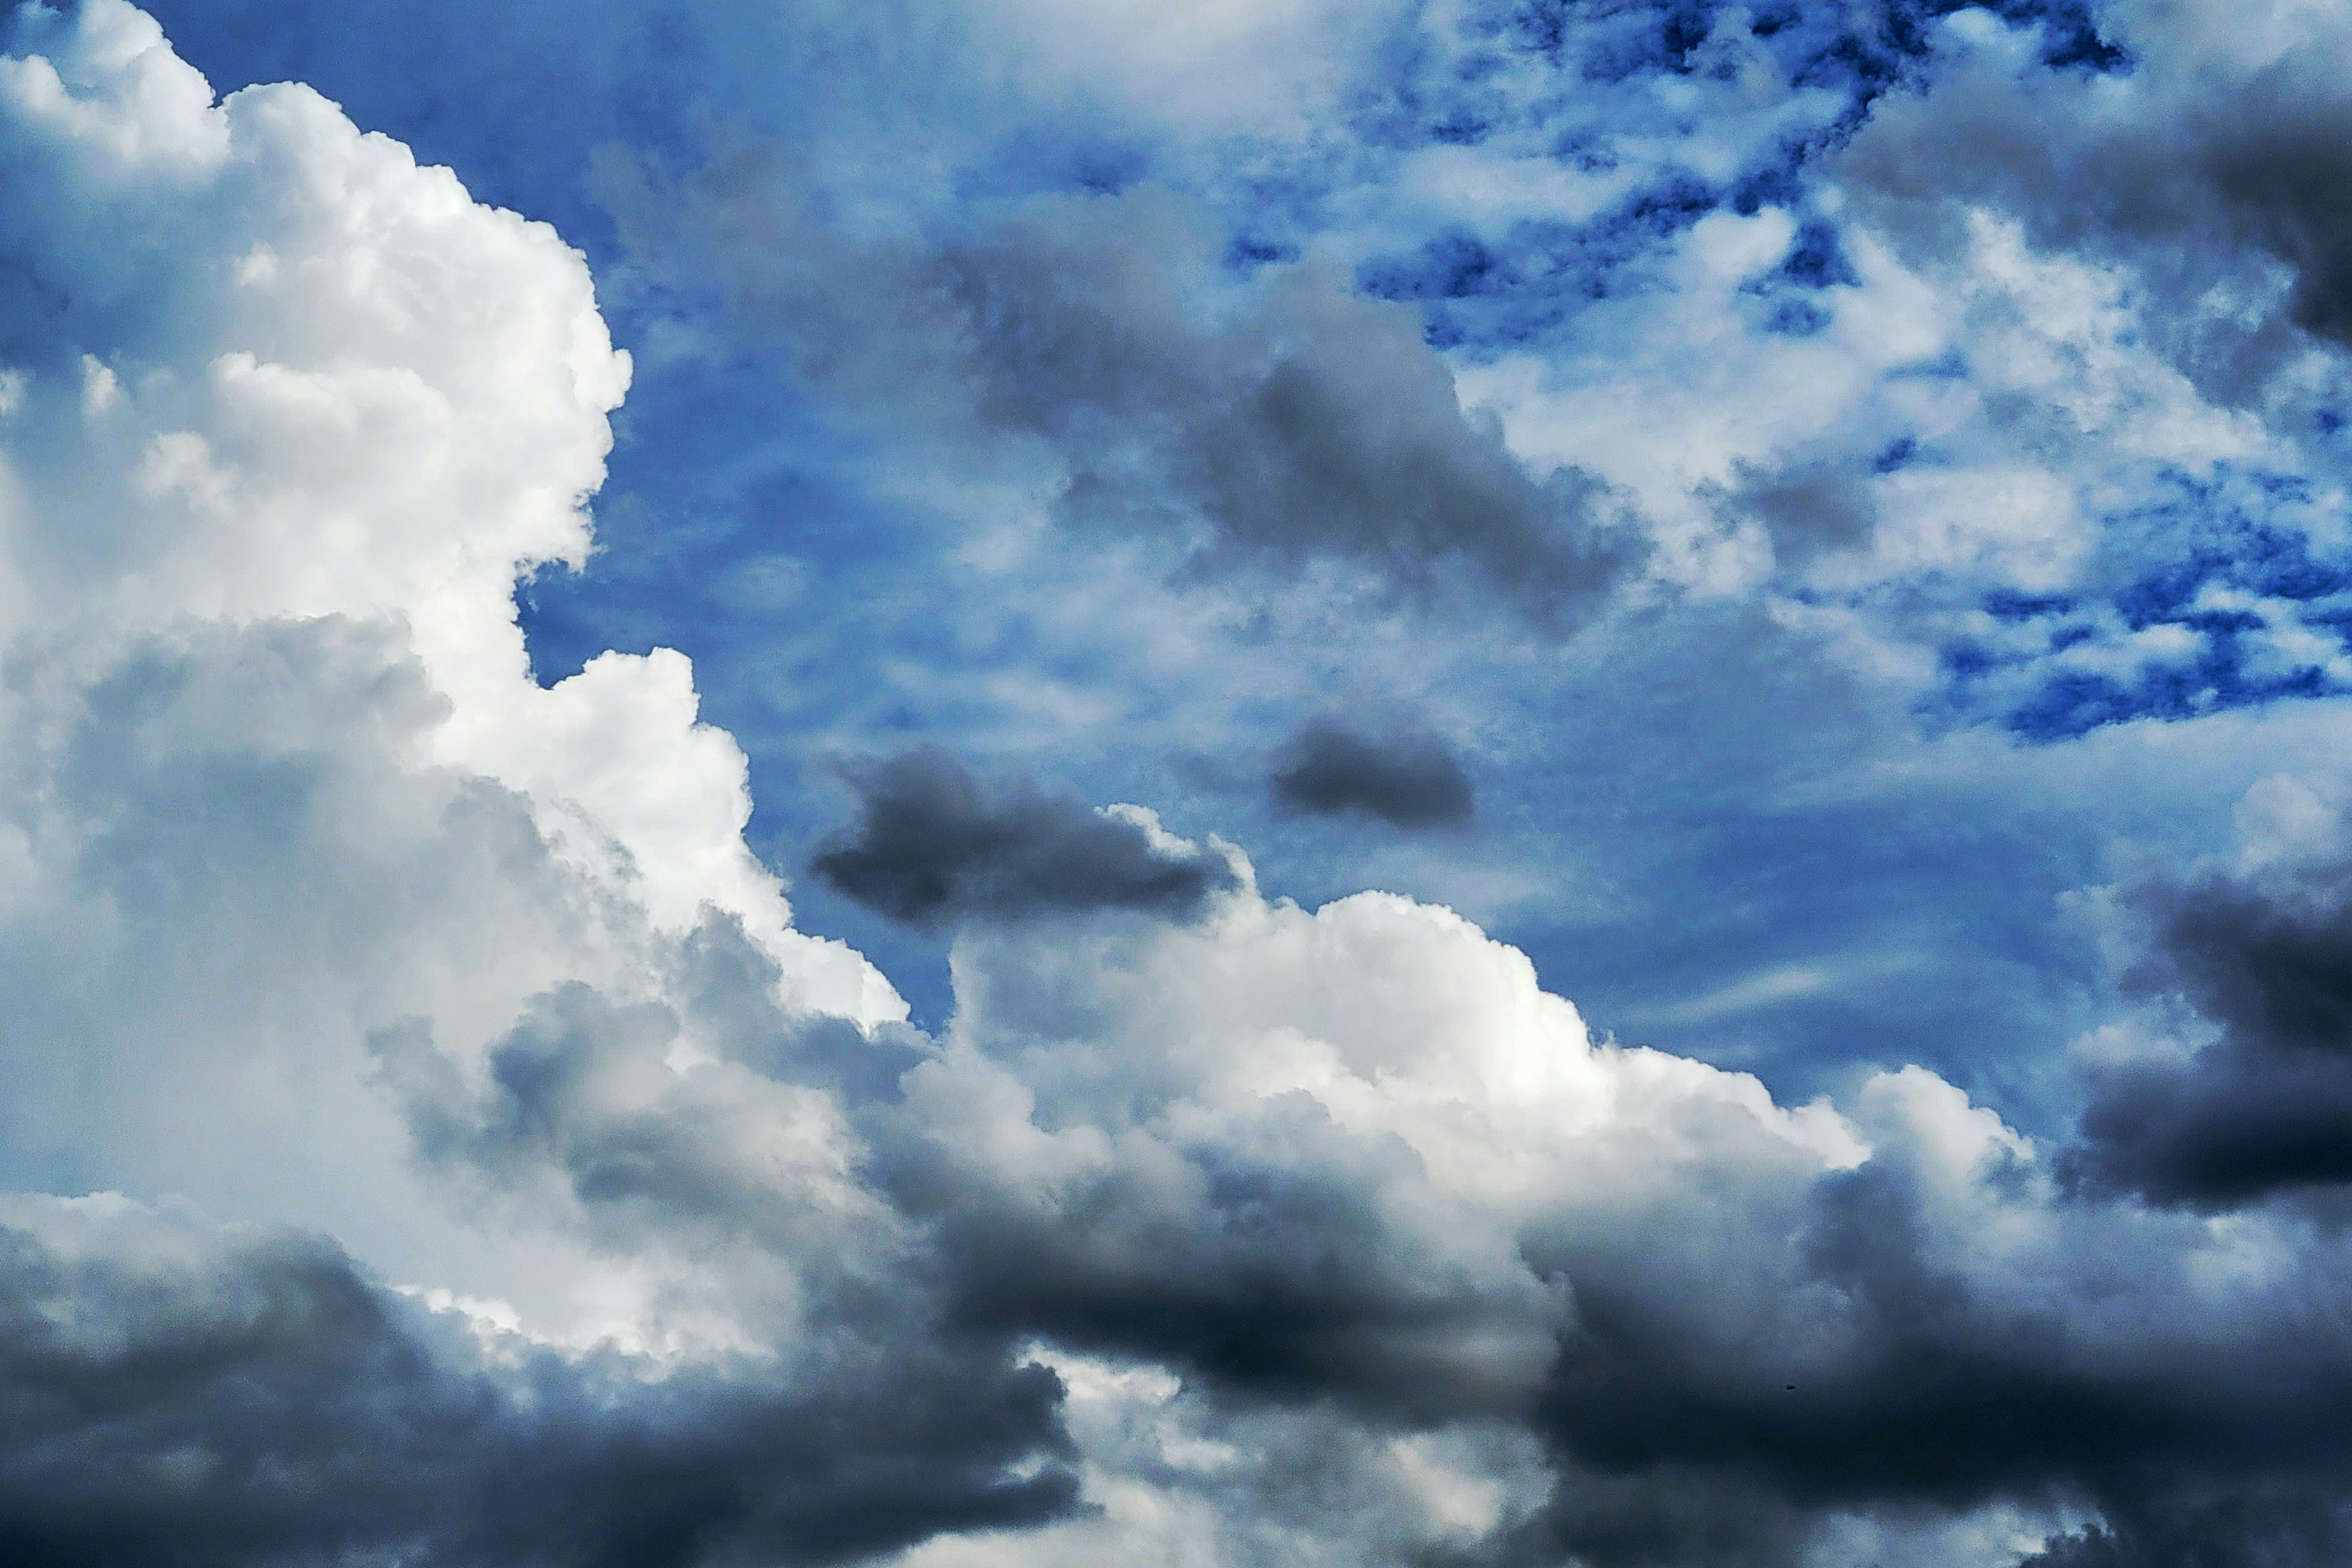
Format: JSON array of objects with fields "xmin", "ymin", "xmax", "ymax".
[
  {"xmin": 1270, "ymin": 718, "xmax": 1474, "ymax": 829},
  {"xmin": 0, "ymin": 0, "xmax": 891, "ymax": 1355},
  {"xmin": 811, "ymin": 747, "xmax": 1238, "ymax": 930}
]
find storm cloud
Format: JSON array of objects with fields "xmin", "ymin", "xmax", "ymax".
[
  {"xmin": 596, "ymin": 165, "xmax": 1644, "ymax": 624},
  {"xmin": 2069, "ymin": 780, "xmax": 2352, "ymax": 1210},
  {"xmin": 0, "ymin": 1199, "xmax": 1074, "ymax": 1568}
]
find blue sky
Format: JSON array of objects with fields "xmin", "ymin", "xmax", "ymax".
[{"xmin": 12, "ymin": 2, "xmax": 2352, "ymax": 1564}]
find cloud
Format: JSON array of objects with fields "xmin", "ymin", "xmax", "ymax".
[
  {"xmin": 21, "ymin": 6, "xmax": 2352, "ymax": 1567},
  {"xmin": 810, "ymin": 747, "xmax": 1238, "ymax": 930},
  {"xmin": 1711, "ymin": 454, "xmax": 1883, "ymax": 567},
  {"xmin": 2068, "ymin": 775, "xmax": 2352, "ymax": 1208},
  {"xmin": 595, "ymin": 165, "xmax": 1645, "ymax": 624},
  {"xmin": 1269, "ymin": 718, "xmax": 1474, "ymax": 829},
  {"xmin": 2021, "ymin": 1486, "xmax": 2352, "ymax": 1567},
  {"xmin": 883, "ymin": 883, "xmax": 2352, "ymax": 1562},
  {"xmin": 0, "ymin": 1194, "xmax": 1076, "ymax": 1568},
  {"xmin": 1838, "ymin": 1, "xmax": 2352, "ymax": 394}
]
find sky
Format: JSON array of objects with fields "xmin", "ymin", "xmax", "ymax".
[{"xmin": 7, "ymin": 0, "xmax": 2352, "ymax": 1563}]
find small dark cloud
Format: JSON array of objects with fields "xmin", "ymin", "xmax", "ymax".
[
  {"xmin": 811, "ymin": 747, "xmax": 1235, "ymax": 930},
  {"xmin": 2067, "ymin": 853, "xmax": 2352, "ymax": 1208},
  {"xmin": 1714, "ymin": 456, "xmax": 1880, "ymax": 564},
  {"xmin": 1270, "ymin": 719, "xmax": 1474, "ymax": 829}
]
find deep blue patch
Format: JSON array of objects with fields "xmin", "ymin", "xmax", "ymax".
[
  {"xmin": 2049, "ymin": 624, "xmax": 2096, "ymax": 652},
  {"xmin": 1727, "ymin": 155, "xmax": 1807, "ymax": 218},
  {"xmin": 2114, "ymin": 522, "xmax": 2352, "ymax": 625},
  {"xmin": 1224, "ymin": 238, "xmax": 1300, "ymax": 273},
  {"xmin": 1359, "ymin": 233, "xmax": 1515, "ymax": 301},
  {"xmin": 1354, "ymin": 0, "xmax": 2122, "ymax": 358},
  {"xmin": 1915, "ymin": 466, "xmax": 2352, "ymax": 741},
  {"xmin": 1539, "ymin": 0, "xmax": 1721, "ymax": 83},
  {"xmin": 2007, "ymin": 649, "xmax": 2337, "ymax": 742},
  {"xmin": 1608, "ymin": 172, "xmax": 1721, "ymax": 238},
  {"xmin": 1983, "ymin": 590, "xmax": 2076, "ymax": 623},
  {"xmin": 1781, "ymin": 219, "xmax": 1860, "ymax": 290},
  {"xmin": 1430, "ymin": 110, "xmax": 1494, "ymax": 145},
  {"xmin": 1942, "ymin": 641, "xmax": 2000, "ymax": 680},
  {"xmin": 1765, "ymin": 298, "xmax": 1831, "ymax": 337},
  {"xmin": 1872, "ymin": 437, "xmax": 1919, "ymax": 473},
  {"xmin": 1554, "ymin": 132, "xmax": 1621, "ymax": 174}
]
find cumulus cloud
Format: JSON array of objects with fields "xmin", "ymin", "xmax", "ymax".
[
  {"xmin": 876, "ymin": 884, "xmax": 2352, "ymax": 1564},
  {"xmin": 810, "ymin": 748, "xmax": 1238, "ymax": 930},
  {"xmin": 1270, "ymin": 717, "xmax": 1474, "ymax": 829}
]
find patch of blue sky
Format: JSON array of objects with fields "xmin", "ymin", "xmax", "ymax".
[
  {"xmin": 1909, "ymin": 467, "xmax": 2352, "ymax": 739},
  {"xmin": 1323, "ymin": 14, "xmax": 1887, "ymax": 355},
  {"xmin": 1290, "ymin": 0, "xmax": 2131, "ymax": 363}
]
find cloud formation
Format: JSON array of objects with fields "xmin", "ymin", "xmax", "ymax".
[
  {"xmin": 0, "ymin": 1194, "xmax": 1074, "ymax": 1568},
  {"xmin": 17, "ymin": 4, "xmax": 2352, "ymax": 1567},
  {"xmin": 810, "ymin": 748, "xmax": 1238, "ymax": 929},
  {"xmin": 597, "ymin": 166, "xmax": 1644, "ymax": 623},
  {"xmin": 1270, "ymin": 718, "xmax": 1475, "ymax": 829},
  {"xmin": 2069, "ymin": 775, "xmax": 2352, "ymax": 1209}
]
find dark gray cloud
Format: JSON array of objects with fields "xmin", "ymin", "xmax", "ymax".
[
  {"xmin": 810, "ymin": 747, "xmax": 1236, "ymax": 930},
  {"xmin": 1270, "ymin": 718, "xmax": 1474, "ymax": 829},
  {"xmin": 1513, "ymin": 1153, "xmax": 2352, "ymax": 1566},
  {"xmin": 2022, "ymin": 1486, "xmax": 2352, "ymax": 1568},
  {"xmin": 1841, "ymin": 7, "xmax": 2352, "ymax": 401},
  {"xmin": 875, "ymin": 1090, "xmax": 1557, "ymax": 1425},
  {"xmin": 2067, "ymin": 845, "xmax": 2352, "ymax": 1209},
  {"xmin": 1711, "ymin": 456, "xmax": 1880, "ymax": 566},
  {"xmin": 596, "ymin": 165, "xmax": 1643, "ymax": 624},
  {"xmin": 0, "ymin": 1208, "xmax": 1075, "ymax": 1568}
]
